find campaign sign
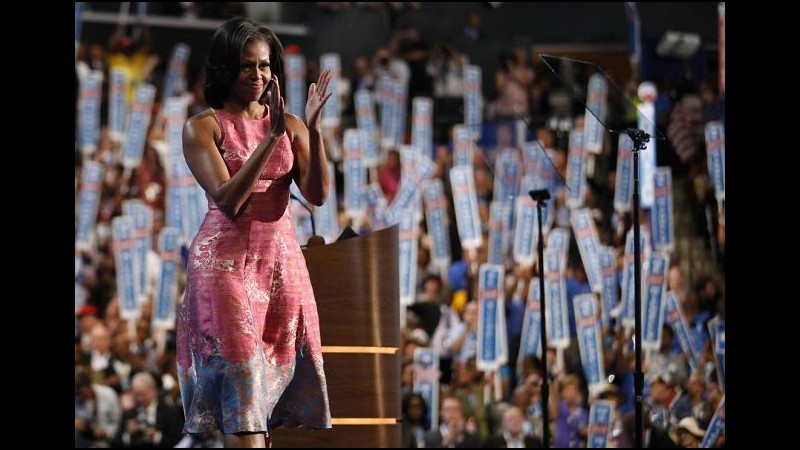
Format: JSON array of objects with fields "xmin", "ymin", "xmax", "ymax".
[
  {"xmin": 354, "ymin": 90, "xmax": 380, "ymax": 167},
  {"xmin": 522, "ymin": 141, "xmax": 545, "ymax": 176},
  {"xmin": 598, "ymin": 246, "xmax": 619, "ymax": 329},
  {"xmin": 664, "ymin": 291, "xmax": 700, "ymax": 371},
  {"xmin": 464, "ymin": 65, "xmax": 482, "ymax": 139},
  {"xmin": 162, "ymin": 43, "xmax": 191, "ymax": 99},
  {"xmin": 626, "ymin": 2, "xmax": 641, "ymax": 66},
  {"xmin": 423, "ymin": 179, "xmax": 451, "ymax": 266},
  {"xmin": 413, "ymin": 347, "xmax": 440, "ymax": 429},
  {"xmin": 700, "ymin": 395, "xmax": 725, "ymax": 448},
  {"xmin": 395, "ymin": 79, "xmax": 409, "ymax": 148},
  {"xmin": 519, "ymin": 153, "xmax": 555, "ymax": 236},
  {"xmin": 382, "ymin": 78, "xmax": 408, "ymax": 150},
  {"xmin": 487, "ymin": 201, "xmax": 509, "ymax": 266},
  {"xmin": 75, "ymin": 2, "xmax": 84, "ymax": 46},
  {"xmin": 714, "ymin": 320, "xmax": 725, "ymax": 355},
  {"xmin": 621, "ymin": 226, "xmax": 651, "ymax": 327},
  {"xmin": 513, "ymin": 195, "xmax": 539, "ymax": 267},
  {"xmin": 587, "ymin": 400, "xmax": 615, "ymax": 448},
  {"xmin": 453, "ymin": 124, "xmax": 473, "ymax": 167},
  {"xmin": 714, "ymin": 319, "xmax": 725, "ymax": 392},
  {"xmin": 494, "ymin": 149, "xmax": 522, "ymax": 204},
  {"xmin": 565, "ymin": 130, "xmax": 587, "ymax": 209},
  {"xmin": 637, "ymin": 82, "xmax": 657, "ymax": 208},
  {"xmin": 546, "ymin": 228, "xmax": 570, "ymax": 274},
  {"xmin": 108, "ymin": 69, "xmax": 127, "ymax": 140},
  {"xmin": 377, "ymin": 74, "xmax": 393, "ymax": 150},
  {"xmin": 166, "ymin": 163, "xmax": 185, "ymax": 242},
  {"xmin": 365, "ymin": 183, "xmax": 389, "ymax": 230},
  {"xmin": 121, "ymin": 200, "xmax": 144, "ymax": 301},
  {"xmin": 286, "ymin": 54, "xmax": 306, "ymax": 120},
  {"xmin": 122, "ymin": 84, "xmax": 156, "ymax": 169},
  {"xmin": 78, "ymin": 70, "xmax": 103, "ymax": 155},
  {"xmin": 517, "ymin": 277, "xmax": 542, "ymax": 375},
  {"xmin": 642, "ymin": 253, "xmax": 668, "ymax": 350},
  {"xmin": 544, "ymin": 249, "xmax": 569, "ymax": 348},
  {"xmin": 165, "ymin": 97, "xmax": 187, "ymax": 162},
  {"xmin": 398, "ymin": 210, "xmax": 419, "ymax": 307},
  {"xmin": 76, "ymin": 161, "xmax": 103, "ymax": 250},
  {"xmin": 320, "ymin": 53, "xmax": 341, "ymax": 127},
  {"xmin": 614, "ymin": 133, "xmax": 634, "ymax": 212},
  {"xmin": 477, "ymin": 264, "xmax": 506, "ymax": 371},
  {"xmin": 450, "ymin": 166, "xmax": 483, "ymax": 249},
  {"xmin": 651, "ymin": 167, "xmax": 674, "ymax": 253},
  {"xmin": 571, "ymin": 209, "xmax": 603, "ymax": 293},
  {"xmin": 388, "ymin": 149, "xmax": 435, "ymax": 219},
  {"xmin": 412, "ymin": 97, "xmax": 433, "ymax": 158},
  {"xmin": 343, "ymin": 129, "xmax": 367, "ymax": 220},
  {"xmin": 584, "ymin": 73, "xmax": 608, "ymax": 155},
  {"xmin": 574, "ymin": 294, "xmax": 605, "ymax": 391},
  {"xmin": 130, "ymin": 202, "xmax": 153, "ymax": 301},
  {"xmin": 153, "ymin": 227, "xmax": 181, "ymax": 328},
  {"xmin": 112, "ymin": 216, "xmax": 139, "ymax": 320},
  {"xmin": 704, "ymin": 121, "xmax": 725, "ymax": 201}
]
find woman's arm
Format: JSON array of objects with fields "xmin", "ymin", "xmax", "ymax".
[
  {"xmin": 290, "ymin": 70, "xmax": 333, "ymax": 206},
  {"xmin": 182, "ymin": 79, "xmax": 286, "ymax": 217}
]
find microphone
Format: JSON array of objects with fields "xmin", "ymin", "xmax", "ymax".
[
  {"xmin": 290, "ymin": 193, "xmax": 325, "ymax": 247},
  {"xmin": 528, "ymin": 189, "xmax": 551, "ymax": 202},
  {"xmin": 626, "ymin": 128, "xmax": 650, "ymax": 142}
]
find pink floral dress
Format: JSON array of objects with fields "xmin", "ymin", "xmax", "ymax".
[{"xmin": 177, "ymin": 108, "xmax": 331, "ymax": 435}]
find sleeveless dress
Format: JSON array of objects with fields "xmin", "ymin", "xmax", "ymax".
[{"xmin": 177, "ymin": 108, "xmax": 331, "ymax": 435}]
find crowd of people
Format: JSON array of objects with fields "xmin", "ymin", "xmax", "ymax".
[{"xmin": 75, "ymin": 4, "xmax": 724, "ymax": 448}]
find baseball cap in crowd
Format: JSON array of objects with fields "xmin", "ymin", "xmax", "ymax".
[{"xmin": 77, "ymin": 304, "xmax": 99, "ymax": 318}]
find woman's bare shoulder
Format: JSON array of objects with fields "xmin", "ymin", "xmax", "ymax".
[
  {"xmin": 285, "ymin": 112, "xmax": 307, "ymax": 130},
  {"xmin": 284, "ymin": 112, "xmax": 307, "ymax": 143},
  {"xmin": 184, "ymin": 108, "xmax": 221, "ymax": 144},
  {"xmin": 186, "ymin": 108, "xmax": 219, "ymax": 129}
]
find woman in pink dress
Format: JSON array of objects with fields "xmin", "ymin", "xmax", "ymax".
[{"xmin": 177, "ymin": 17, "xmax": 332, "ymax": 447}]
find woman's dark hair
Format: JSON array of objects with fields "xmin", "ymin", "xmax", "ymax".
[{"xmin": 204, "ymin": 17, "xmax": 285, "ymax": 109}]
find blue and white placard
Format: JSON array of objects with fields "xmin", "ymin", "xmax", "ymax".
[
  {"xmin": 450, "ymin": 166, "xmax": 483, "ymax": 249},
  {"xmin": 477, "ymin": 264, "xmax": 507, "ymax": 371},
  {"xmin": 153, "ymin": 227, "xmax": 181, "ymax": 328},
  {"xmin": 574, "ymin": 294, "xmax": 605, "ymax": 391},
  {"xmin": 286, "ymin": 54, "xmax": 306, "ymax": 120},
  {"xmin": 651, "ymin": 167, "xmax": 674, "ymax": 253}
]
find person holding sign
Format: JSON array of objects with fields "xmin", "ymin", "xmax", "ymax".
[{"xmin": 177, "ymin": 17, "xmax": 332, "ymax": 448}]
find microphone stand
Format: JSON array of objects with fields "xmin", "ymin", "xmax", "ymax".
[
  {"xmin": 528, "ymin": 188, "xmax": 550, "ymax": 448},
  {"xmin": 536, "ymin": 53, "xmax": 659, "ymax": 449},
  {"xmin": 290, "ymin": 193, "xmax": 325, "ymax": 246},
  {"xmin": 625, "ymin": 127, "xmax": 650, "ymax": 449}
]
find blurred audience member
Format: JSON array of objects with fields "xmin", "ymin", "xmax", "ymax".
[
  {"xmin": 118, "ymin": 371, "xmax": 184, "ymax": 448},
  {"xmin": 75, "ymin": 367, "xmax": 122, "ymax": 448}
]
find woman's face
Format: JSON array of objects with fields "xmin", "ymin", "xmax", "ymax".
[{"xmin": 230, "ymin": 39, "xmax": 272, "ymax": 104}]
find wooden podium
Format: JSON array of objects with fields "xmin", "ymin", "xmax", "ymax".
[{"xmin": 271, "ymin": 226, "xmax": 401, "ymax": 448}]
